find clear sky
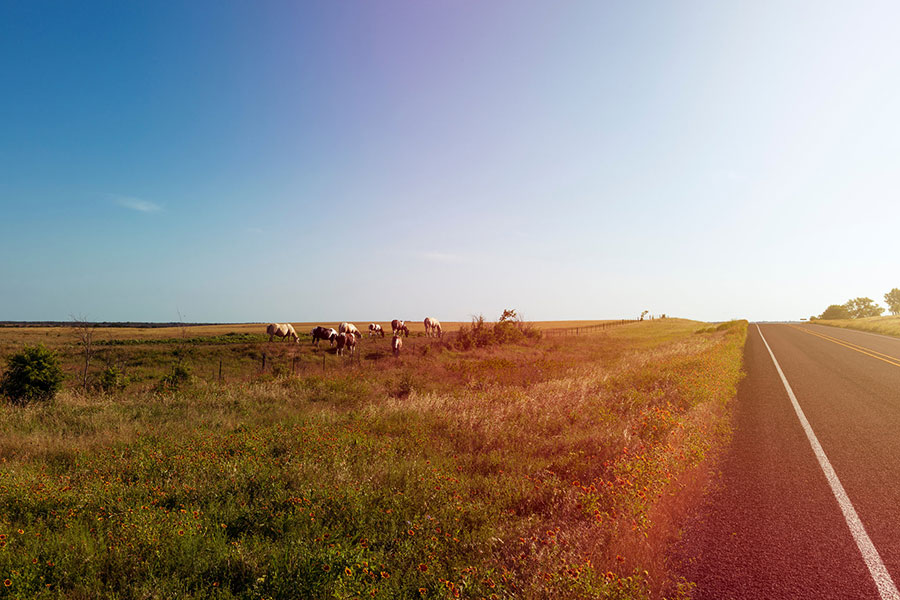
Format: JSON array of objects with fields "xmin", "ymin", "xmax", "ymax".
[{"xmin": 2, "ymin": 1, "xmax": 898, "ymax": 323}]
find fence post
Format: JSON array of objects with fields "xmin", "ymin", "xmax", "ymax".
[
  {"xmin": 322, "ymin": 353, "xmax": 326, "ymax": 373},
  {"xmin": 292, "ymin": 357, "xmax": 297, "ymax": 375},
  {"xmin": 262, "ymin": 353, "xmax": 266, "ymax": 373},
  {"xmin": 218, "ymin": 359, "xmax": 222, "ymax": 382}
]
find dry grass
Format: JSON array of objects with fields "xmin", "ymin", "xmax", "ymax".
[
  {"xmin": 0, "ymin": 319, "xmax": 745, "ymax": 599},
  {"xmin": 813, "ymin": 315, "xmax": 900, "ymax": 337},
  {"xmin": 0, "ymin": 319, "xmax": 638, "ymax": 346}
]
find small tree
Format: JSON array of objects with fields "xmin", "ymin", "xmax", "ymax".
[
  {"xmin": 0, "ymin": 345, "xmax": 65, "ymax": 406},
  {"xmin": 843, "ymin": 297, "xmax": 884, "ymax": 319},
  {"xmin": 71, "ymin": 314, "xmax": 96, "ymax": 391},
  {"xmin": 885, "ymin": 288, "xmax": 900, "ymax": 316},
  {"xmin": 499, "ymin": 309, "xmax": 519, "ymax": 323},
  {"xmin": 819, "ymin": 304, "xmax": 851, "ymax": 320}
]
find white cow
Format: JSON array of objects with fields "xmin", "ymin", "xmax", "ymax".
[
  {"xmin": 368, "ymin": 323, "xmax": 385, "ymax": 338},
  {"xmin": 391, "ymin": 334, "xmax": 403, "ymax": 357},
  {"xmin": 267, "ymin": 323, "xmax": 299, "ymax": 343},
  {"xmin": 339, "ymin": 322, "xmax": 362, "ymax": 339},
  {"xmin": 424, "ymin": 317, "xmax": 442, "ymax": 338}
]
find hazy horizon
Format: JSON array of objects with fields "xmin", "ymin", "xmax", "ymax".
[{"xmin": 3, "ymin": 1, "xmax": 899, "ymax": 323}]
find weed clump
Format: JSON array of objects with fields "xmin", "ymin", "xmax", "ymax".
[
  {"xmin": 0, "ymin": 344, "xmax": 65, "ymax": 405},
  {"xmin": 157, "ymin": 363, "xmax": 192, "ymax": 392},
  {"xmin": 455, "ymin": 310, "xmax": 542, "ymax": 350}
]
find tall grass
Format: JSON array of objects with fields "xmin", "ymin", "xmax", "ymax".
[
  {"xmin": 0, "ymin": 320, "xmax": 746, "ymax": 599},
  {"xmin": 812, "ymin": 315, "xmax": 900, "ymax": 337}
]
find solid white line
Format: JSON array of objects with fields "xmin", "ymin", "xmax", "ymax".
[{"xmin": 757, "ymin": 324, "xmax": 900, "ymax": 600}]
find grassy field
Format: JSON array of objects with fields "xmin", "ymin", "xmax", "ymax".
[
  {"xmin": 812, "ymin": 315, "xmax": 900, "ymax": 337},
  {"xmin": 0, "ymin": 318, "xmax": 747, "ymax": 599}
]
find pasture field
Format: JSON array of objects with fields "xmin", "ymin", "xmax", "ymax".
[
  {"xmin": 0, "ymin": 318, "xmax": 746, "ymax": 599},
  {"xmin": 812, "ymin": 315, "xmax": 900, "ymax": 337}
]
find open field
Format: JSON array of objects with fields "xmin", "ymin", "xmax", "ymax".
[
  {"xmin": 812, "ymin": 315, "xmax": 900, "ymax": 337},
  {"xmin": 0, "ymin": 318, "xmax": 747, "ymax": 599},
  {"xmin": 0, "ymin": 320, "xmax": 622, "ymax": 344}
]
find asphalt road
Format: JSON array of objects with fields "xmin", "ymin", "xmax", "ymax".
[{"xmin": 676, "ymin": 323, "xmax": 900, "ymax": 599}]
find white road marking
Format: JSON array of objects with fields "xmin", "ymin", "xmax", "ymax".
[{"xmin": 757, "ymin": 324, "xmax": 900, "ymax": 600}]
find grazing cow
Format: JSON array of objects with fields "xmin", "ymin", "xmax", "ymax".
[
  {"xmin": 368, "ymin": 323, "xmax": 385, "ymax": 338},
  {"xmin": 267, "ymin": 323, "xmax": 299, "ymax": 343},
  {"xmin": 391, "ymin": 334, "xmax": 402, "ymax": 357},
  {"xmin": 391, "ymin": 319, "xmax": 410, "ymax": 337},
  {"xmin": 424, "ymin": 317, "xmax": 442, "ymax": 338},
  {"xmin": 311, "ymin": 326, "xmax": 338, "ymax": 346},
  {"xmin": 339, "ymin": 322, "xmax": 362, "ymax": 339},
  {"xmin": 336, "ymin": 332, "xmax": 357, "ymax": 357}
]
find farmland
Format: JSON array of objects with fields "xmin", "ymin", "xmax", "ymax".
[{"xmin": 0, "ymin": 318, "xmax": 746, "ymax": 599}]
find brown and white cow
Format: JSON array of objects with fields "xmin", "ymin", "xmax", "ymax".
[
  {"xmin": 336, "ymin": 332, "xmax": 357, "ymax": 357},
  {"xmin": 391, "ymin": 319, "xmax": 410, "ymax": 337},
  {"xmin": 424, "ymin": 317, "xmax": 442, "ymax": 338},
  {"xmin": 368, "ymin": 323, "xmax": 385, "ymax": 338},
  {"xmin": 339, "ymin": 322, "xmax": 362, "ymax": 339},
  {"xmin": 391, "ymin": 334, "xmax": 402, "ymax": 357},
  {"xmin": 267, "ymin": 323, "xmax": 299, "ymax": 343},
  {"xmin": 311, "ymin": 326, "xmax": 338, "ymax": 346}
]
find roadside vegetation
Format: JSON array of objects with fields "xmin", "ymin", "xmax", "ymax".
[
  {"xmin": 0, "ymin": 318, "xmax": 747, "ymax": 599},
  {"xmin": 809, "ymin": 315, "xmax": 900, "ymax": 338},
  {"xmin": 810, "ymin": 288, "xmax": 900, "ymax": 337}
]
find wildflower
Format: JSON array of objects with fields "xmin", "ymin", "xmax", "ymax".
[
  {"xmin": 322, "ymin": 564, "xmax": 331, "ymax": 572},
  {"xmin": 16, "ymin": 530, "xmax": 23, "ymax": 535},
  {"xmin": 178, "ymin": 530, "xmax": 185, "ymax": 536},
  {"xmin": 381, "ymin": 571, "xmax": 390, "ymax": 579},
  {"xmin": 4, "ymin": 579, "xmax": 10, "ymax": 587},
  {"xmin": 408, "ymin": 529, "xmax": 415, "ymax": 536},
  {"xmin": 418, "ymin": 563, "xmax": 428, "ymax": 572},
  {"xmin": 345, "ymin": 567, "xmax": 353, "ymax": 577}
]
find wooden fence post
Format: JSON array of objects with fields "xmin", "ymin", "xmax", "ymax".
[
  {"xmin": 218, "ymin": 359, "xmax": 222, "ymax": 382},
  {"xmin": 262, "ymin": 353, "xmax": 266, "ymax": 373}
]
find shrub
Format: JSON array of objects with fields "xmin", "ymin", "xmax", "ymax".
[
  {"xmin": 98, "ymin": 365, "xmax": 129, "ymax": 392},
  {"xmin": 0, "ymin": 344, "xmax": 65, "ymax": 405},
  {"xmin": 157, "ymin": 363, "xmax": 192, "ymax": 392}
]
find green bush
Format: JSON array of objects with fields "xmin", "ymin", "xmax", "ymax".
[
  {"xmin": 157, "ymin": 363, "xmax": 192, "ymax": 392},
  {"xmin": 98, "ymin": 365, "xmax": 129, "ymax": 392},
  {"xmin": 0, "ymin": 344, "xmax": 65, "ymax": 405}
]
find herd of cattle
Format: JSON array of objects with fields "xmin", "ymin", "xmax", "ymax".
[{"xmin": 265, "ymin": 318, "xmax": 442, "ymax": 357}]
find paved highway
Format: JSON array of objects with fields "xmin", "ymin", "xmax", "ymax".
[{"xmin": 676, "ymin": 323, "xmax": 900, "ymax": 599}]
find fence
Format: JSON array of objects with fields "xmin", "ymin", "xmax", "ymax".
[{"xmin": 542, "ymin": 319, "xmax": 638, "ymax": 337}]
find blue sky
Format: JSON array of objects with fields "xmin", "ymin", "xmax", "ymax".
[{"xmin": 2, "ymin": 1, "xmax": 899, "ymax": 323}]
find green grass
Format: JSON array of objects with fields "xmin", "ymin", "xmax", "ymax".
[
  {"xmin": 812, "ymin": 315, "xmax": 900, "ymax": 337},
  {"xmin": 0, "ymin": 320, "xmax": 747, "ymax": 599}
]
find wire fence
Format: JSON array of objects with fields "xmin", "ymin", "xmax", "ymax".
[{"xmin": 542, "ymin": 320, "xmax": 639, "ymax": 337}]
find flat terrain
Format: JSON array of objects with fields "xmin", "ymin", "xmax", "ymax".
[
  {"xmin": 677, "ymin": 323, "xmax": 900, "ymax": 599},
  {"xmin": 0, "ymin": 318, "xmax": 746, "ymax": 599},
  {"xmin": 0, "ymin": 320, "xmax": 621, "ymax": 343}
]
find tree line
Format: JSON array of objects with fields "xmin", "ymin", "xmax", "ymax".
[{"xmin": 815, "ymin": 288, "xmax": 900, "ymax": 320}]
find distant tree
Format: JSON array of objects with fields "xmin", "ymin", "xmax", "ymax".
[
  {"xmin": 640, "ymin": 310, "xmax": 649, "ymax": 321},
  {"xmin": 71, "ymin": 314, "xmax": 96, "ymax": 391},
  {"xmin": 0, "ymin": 345, "xmax": 64, "ymax": 406},
  {"xmin": 819, "ymin": 304, "xmax": 851, "ymax": 320},
  {"xmin": 885, "ymin": 288, "xmax": 900, "ymax": 316},
  {"xmin": 843, "ymin": 297, "xmax": 884, "ymax": 319},
  {"xmin": 499, "ymin": 309, "xmax": 519, "ymax": 323}
]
